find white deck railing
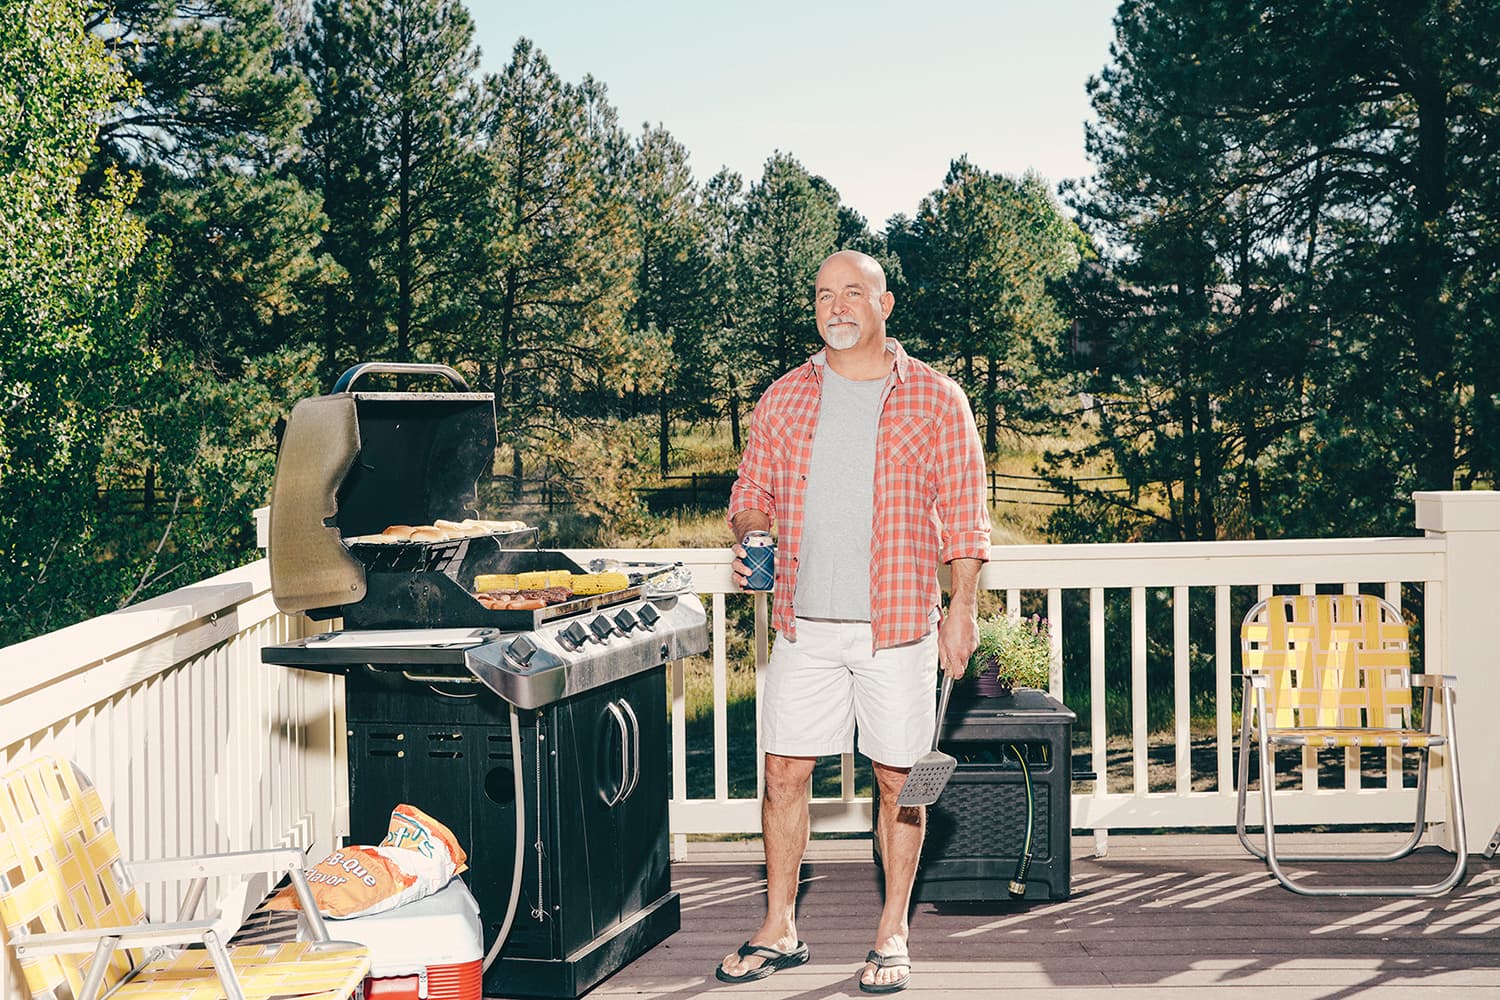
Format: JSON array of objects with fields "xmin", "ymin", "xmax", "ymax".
[{"xmin": 1, "ymin": 492, "xmax": 1494, "ymax": 920}]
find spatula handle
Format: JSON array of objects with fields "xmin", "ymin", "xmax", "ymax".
[{"xmin": 931, "ymin": 673, "xmax": 954, "ymax": 751}]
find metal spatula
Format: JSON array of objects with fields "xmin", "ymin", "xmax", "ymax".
[{"xmin": 896, "ymin": 673, "xmax": 957, "ymax": 806}]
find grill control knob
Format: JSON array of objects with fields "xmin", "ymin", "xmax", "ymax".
[
  {"xmin": 559, "ymin": 621, "xmax": 589, "ymax": 651},
  {"xmin": 613, "ymin": 609, "xmax": 638, "ymax": 634},
  {"xmin": 505, "ymin": 634, "xmax": 538, "ymax": 668},
  {"xmin": 590, "ymin": 615, "xmax": 616, "ymax": 641},
  {"xmin": 636, "ymin": 603, "xmax": 660, "ymax": 630}
]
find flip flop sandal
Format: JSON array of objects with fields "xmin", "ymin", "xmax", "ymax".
[
  {"xmin": 713, "ymin": 940, "xmax": 809, "ymax": 984},
  {"xmin": 858, "ymin": 949, "xmax": 911, "ymax": 994}
]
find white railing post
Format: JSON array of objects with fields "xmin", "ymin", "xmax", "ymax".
[{"xmin": 1413, "ymin": 490, "xmax": 1500, "ymax": 854}]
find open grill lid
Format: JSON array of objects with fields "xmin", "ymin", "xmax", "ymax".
[{"xmin": 268, "ymin": 362, "xmax": 498, "ymax": 616}]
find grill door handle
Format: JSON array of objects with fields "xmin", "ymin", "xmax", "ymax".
[
  {"xmin": 601, "ymin": 701, "xmax": 630, "ymax": 807},
  {"xmin": 618, "ymin": 697, "xmax": 641, "ymax": 801},
  {"xmin": 333, "ymin": 362, "xmax": 471, "ymax": 393}
]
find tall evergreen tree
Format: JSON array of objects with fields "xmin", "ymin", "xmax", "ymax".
[
  {"xmin": 299, "ymin": 0, "xmax": 489, "ymax": 375},
  {"xmin": 696, "ymin": 167, "xmax": 749, "ymax": 450},
  {"xmin": 900, "ymin": 159, "xmax": 1081, "ymax": 456},
  {"xmin": 1065, "ymin": 0, "xmax": 1500, "ymax": 538},
  {"xmin": 475, "ymin": 39, "xmax": 638, "ymax": 497},
  {"xmin": 89, "ymin": 0, "xmax": 323, "ymax": 370},
  {"xmin": 736, "ymin": 153, "xmax": 839, "ymax": 393},
  {"xmin": 626, "ymin": 124, "xmax": 714, "ymax": 475}
]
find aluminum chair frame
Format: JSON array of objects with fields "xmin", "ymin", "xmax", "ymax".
[
  {"xmin": 1235, "ymin": 594, "xmax": 1467, "ymax": 896},
  {"xmin": 0, "ymin": 755, "xmax": 369, "ymax": 1000}
]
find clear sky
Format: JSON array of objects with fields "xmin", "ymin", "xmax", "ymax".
[{"xmin": 468, "ymin": 1, "xmax": 1121, "ymax": 231}]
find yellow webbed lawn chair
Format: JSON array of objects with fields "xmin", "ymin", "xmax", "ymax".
[
  {"xmin": 1236, "ymin": 594, "xmax": 1467, "ymax": 896},
  {"xmin": 0, "ymin": 755, "xmax": 369, "ymax": 1000}
]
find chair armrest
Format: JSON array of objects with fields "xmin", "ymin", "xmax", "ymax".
[
  {"xmin": 1413, "ymin": 674, "xmax": 1457, "ymax": 689},
  {"xmin": 127, "ymin": 847, "xmax": 307, "ymax": 883},
  {"xmin": 14, "ymin": 919, "xmax": 218, "ymax": 956}
]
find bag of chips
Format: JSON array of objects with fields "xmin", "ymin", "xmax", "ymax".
[{"xmin": 267, "ymin": 804, "xmax": 468, "ymax": 919}]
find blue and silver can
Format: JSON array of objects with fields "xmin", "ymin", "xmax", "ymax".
[{"xmin": 742, "ymin": 531, "xmax": 775, "ymax": 591}]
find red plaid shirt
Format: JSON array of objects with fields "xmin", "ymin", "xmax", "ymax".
[{"xmin": 728, "ymin": 340, "xmax": 991, "ymax": 650}]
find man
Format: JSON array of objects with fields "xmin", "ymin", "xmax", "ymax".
[{"xmin": 717, "ymin": 249, "xmax": 990, "ymax": 994}]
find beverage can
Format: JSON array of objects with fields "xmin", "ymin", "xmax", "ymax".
[{"xmin": 741, "ymin": 531, "xmax": 775, "ymax": 591}]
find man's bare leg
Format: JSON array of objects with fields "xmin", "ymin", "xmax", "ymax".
[
  {"xmin": 718, "ymin": 753, "xmax": 815, "ymax": 978},
  {"xmin": 862, "ymin": 761, "xmax": 922, "ymax": 990}
]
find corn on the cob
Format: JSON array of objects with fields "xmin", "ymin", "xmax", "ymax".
[
  {"xmin": 473, "ymin": 573, "xmax": 519, "ymax": 593},
  {"xmin": 516, "ymin": 570, "xmax": 573, "ymax": 590},
  {"xmin": 570, "ymin": 571, "xmax": 629, "ymax": 595}
]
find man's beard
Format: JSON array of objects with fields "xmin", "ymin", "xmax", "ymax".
[{"xmin": 824, "ymin": 320, "xmax": 859, "ymax": 350}]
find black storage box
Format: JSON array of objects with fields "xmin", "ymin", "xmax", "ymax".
[{"xmin": 875, "ymin": 688, "xmax": 1075, "ymax": 902}]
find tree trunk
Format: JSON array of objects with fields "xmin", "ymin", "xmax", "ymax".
[
  {"xmin": 729, "ymin": 383, "xmax": 742, "ymax": 453},
  {"xmin": 1407, "ymin": 43, "xmax": 1456, "ymax": 492},
  {"xmin": 396, "ymin": 104, "xmax": 413, "ymax": 368},
  {"xmin": 658, "ymin": 392, "xmax": 670, "ymax": 478},
  {"xmin": 984, "ymin": 354, "xmax": 999, "ymax": 456}
]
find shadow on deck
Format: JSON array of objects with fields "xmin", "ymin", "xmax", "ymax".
[{"xmin": 572, "ymin": 834, "xmax": 1500, "ymax": 999}]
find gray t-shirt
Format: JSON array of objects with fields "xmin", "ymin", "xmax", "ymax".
[{"xmin": 793, "ymin": 366, "xmax": 888, "ymax": 620}]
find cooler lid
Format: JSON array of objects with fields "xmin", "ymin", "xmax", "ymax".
[{"xmin": 328, "ymin": 878, "xmax": 483, "ymax": 974}]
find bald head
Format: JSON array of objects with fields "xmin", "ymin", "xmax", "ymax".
[{"xmin": 816, "ymin": 250, "xmax": 887, "ymax": 295}]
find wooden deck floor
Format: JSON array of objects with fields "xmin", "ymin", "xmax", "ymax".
[{"xmin": 571, "ymin": 835, "xmax": 1500, "ymax": 1000}]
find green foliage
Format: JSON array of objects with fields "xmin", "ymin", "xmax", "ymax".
[
  {"xmin": 0, "ymin": 0, "xmax": 162, "ymax": 641},
  {"xmin": 473, "ymin": 39, "xmax": 639, "ymax": 490},
  {"xmin": 1055, "ymin": 0, "xmax": 1500, "ymax": 540},
  {"xmin": 969, "ymin": 613, "xmax": 1052, "ymax": 690},
  {"xmin": 300, "ymin": 0, "xmax": 490, "ymax": 375},
  {"xmin": 91, "ymin": 0, "xmax": 323, "ymax": 371},
  {"xmin": 897, "ymin": 158, "xmax": 1083, "ymax": 456},
  {"xmin": 735, "ymin": 153, "xmax": 840, "ymax": 394}
]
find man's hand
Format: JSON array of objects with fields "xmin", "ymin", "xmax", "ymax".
[
  {"xmin": 729, "ymin": 541, "xmax": 753, "ymax": 590},
  {"xmin": 729, "ymin": 510, "xmax": 772, "ymax": 592},
  {"xmin": 937, "ymin": 605, "xmax": 978, "ymax": 679}
]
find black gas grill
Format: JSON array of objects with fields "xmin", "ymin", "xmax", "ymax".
[{"xmin": 260, "ymin": 363, "xmax": 708, "ymax": 999}]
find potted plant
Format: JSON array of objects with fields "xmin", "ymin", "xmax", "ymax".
[{"xmin": 967, "ymin": 613, "xmax": 1052, "ymax": 697}]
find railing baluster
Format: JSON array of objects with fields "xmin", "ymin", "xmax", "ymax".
[
  {"xmin": 1047, "ymin": 588, "xmax": 1064, "ymax": 699},
  {"xmin": 754, "ymin": 592, "xmax": 769, "ymax": 801},
  {"xmin": 1174, "ymin": 586, "xmax": 1191, "ymax": 796},
  {"xmin": 1385, "ymin": 581, "xmax": 1403, "ymax": 791},
  {"xmin": 1215, "ymin": 585, "xmax": 1232, "ymax": 794},
  {"xmin": 1089, "ymin": 586, "xmax": 1106, "ymax": 807},
  {"xmin": 1298, "ymin": 582, "xmax": 1319, "ymax": 792},
  {"xmin": 713, "ymin": 594, "xmax": 729, "ymax": 803},
  {"xmin": 1342, "ymin": 581, "xmax": 1362, "ymax": 791},
  {"xmin": 1132, "ymin": 586, "xmax": 1148, "ymax": 795},
  {"xmin": 671, "ymin": 648, "xmax": 687, "ymax": 861}
]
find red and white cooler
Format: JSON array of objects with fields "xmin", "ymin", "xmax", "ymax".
[{"xmin": 331, "ymin": 879, "xmax": 484, "ymax": 1000}]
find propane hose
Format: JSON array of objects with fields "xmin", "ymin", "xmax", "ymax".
[{"xmin": 482, "ymin": 703, "xmax": 528, "ymax": 972}]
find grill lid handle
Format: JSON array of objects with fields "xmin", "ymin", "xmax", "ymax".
[{"xmin": 332, "ymin": 362, "xmax": 471, "ymax": 393}]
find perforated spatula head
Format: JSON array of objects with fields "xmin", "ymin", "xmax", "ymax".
[{"xmin": 896, "ymin": 674, "xmax": 956, "ymax": 806}]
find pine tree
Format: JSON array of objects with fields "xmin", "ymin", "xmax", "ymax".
[
  {"xmin": 89, "ymin": 0, "xmax": 323, "ymax": 370},
  {"xmin": 299, "ymin": 0, "xmax": 490, "ymax": 376},
  {"xmin": 476, "ymin": 39, "xmax": 638, "ymax": 500},
  {"xmin": 900, "ymin": 159, "xmax": 1081, "ymax": 456},
  {"xmin": 736, "ymin": 153, "xmax": 839, "ymax": 393}
]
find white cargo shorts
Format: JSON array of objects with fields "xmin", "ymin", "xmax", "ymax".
[{"xmin": 760, "ymin": 618, "xmax": 939, "ymax": 768}]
